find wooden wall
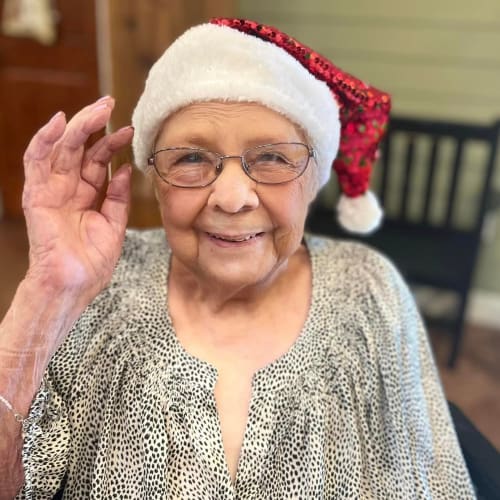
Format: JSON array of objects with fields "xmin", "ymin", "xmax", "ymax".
[{"xmin": 0, "ymin": 0, "xmax": 100, "ymax": 218}]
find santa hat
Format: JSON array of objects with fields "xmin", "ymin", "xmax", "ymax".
[{"xmin": 132, "ymin": 18, "xmax": 391, "ymax": 233}]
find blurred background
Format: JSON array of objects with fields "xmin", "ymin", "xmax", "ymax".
[{"xmin": 0, "ymin": 0, "xmax": 498, "ymax": 451}]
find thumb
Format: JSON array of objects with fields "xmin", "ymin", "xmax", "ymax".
[{"xmin": 100, "ymin": 164, "xmax": 132, "ymax": 233}]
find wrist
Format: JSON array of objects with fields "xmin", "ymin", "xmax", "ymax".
[
  {"xmin": 0, "ymin": 277, "xmax": 86, "ymax": 371},
  {"xmin": 21, "ymin": 266, "xmax": 100, "ymax": 313},
  {"xmin": 24, "ymin": 263, "xmax": 93, "ymax": 299}
]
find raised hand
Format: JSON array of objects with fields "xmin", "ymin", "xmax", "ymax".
[
  {"xmin": 22, "ymin": 97, "xmax": 134, "ymax": 304},
  {"xmin": 0, "ymin": 98, "xmax": 135, "ymax": 497}
]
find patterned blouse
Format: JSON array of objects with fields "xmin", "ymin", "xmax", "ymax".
[{"xmin": 17, "ymin": 229, "xmax": 475, "ymax": 499}]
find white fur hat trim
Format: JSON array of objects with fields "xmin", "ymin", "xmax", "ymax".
[
  {"xmin": 337, "ymin": 191, "xmax": 383, "ymax": 234},
  {"xmin": 132, "ymin": 23, "xmax": 340, "ymax": 188}
]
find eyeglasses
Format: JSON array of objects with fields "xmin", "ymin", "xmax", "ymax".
[{"xmin": 147, "ymin": 142, "xmax": 315, "ymax": 188}]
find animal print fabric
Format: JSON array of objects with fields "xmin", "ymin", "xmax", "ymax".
[{"xmin": 16, "ymin": 229, "xmax": 475, "ymax": 499}]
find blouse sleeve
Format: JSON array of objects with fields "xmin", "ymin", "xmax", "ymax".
[
  {"xmin": 363, "ymin": 255, "xmax": 477, "ymax": 498},
  {"xmin": 13, "ymin": 230, "xmax": 162, "ymax": 499},
  {"xmin": 15, "ymin": 374, "xmax": 70, "ymax": 500}
]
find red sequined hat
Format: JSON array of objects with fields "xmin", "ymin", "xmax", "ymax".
[
  {"xmin": 132, "ymin": 18, "xmax": 391, "ymax": 233},
  {"xmin": 211, "ymin": 18, "xmax": 391, "ymax": 233}
]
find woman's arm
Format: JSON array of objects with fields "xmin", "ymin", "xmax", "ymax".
[
  {"xmin": 0, "ymin": 97, "xmax": 133, "ymax": 498},
  {"xmin": 378, "ymin": 261, "xmax": 476, "ymax": 497}
]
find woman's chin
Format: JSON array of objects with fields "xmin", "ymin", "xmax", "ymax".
[{"xmin": 199, "ymin": 260, "xmax": 275, "ymax": 293}]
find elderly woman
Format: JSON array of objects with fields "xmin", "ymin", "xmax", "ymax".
[{"xmin": 0, "ymin": 18, "xmax": 474, "ymax": 499}]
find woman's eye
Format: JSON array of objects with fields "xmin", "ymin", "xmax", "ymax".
[
  {"xmin": 176, "ymin": 152, "xmax": 208, "ymax": 164},
  {"xmin": 256, "ymin": 152, "xmax": 288, "ymax": 164}
]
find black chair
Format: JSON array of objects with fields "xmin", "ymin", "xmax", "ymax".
[
  {"xmin": 307, "ymin": 116, "xmax": 500, "ymax": 367},
  {"xmin": 448, "ymin": 402, "xmax": 500, "ymax": 500}
]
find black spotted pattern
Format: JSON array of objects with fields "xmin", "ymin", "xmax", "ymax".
[{"xmin": 16, "ymin": 229, "xmax": 475, "ymax": 499}]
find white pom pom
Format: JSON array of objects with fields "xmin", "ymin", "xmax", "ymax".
[{"xmin": 337, "ymin": 191, "xmax": 383, "ymax": 234}]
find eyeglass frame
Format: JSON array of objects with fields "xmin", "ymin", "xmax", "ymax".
[{"xmin": 147, "ymin": 142, "xmax": 316, "ymax": 188}]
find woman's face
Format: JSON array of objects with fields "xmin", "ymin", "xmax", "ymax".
[{"xmin": 153, "ymin": 102, "xmax": 317, "ymax": 290}]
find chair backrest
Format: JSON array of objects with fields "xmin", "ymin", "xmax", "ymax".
[{"xmin": 377, "ymin": 117, "xmax": 500, "ymax": 234}]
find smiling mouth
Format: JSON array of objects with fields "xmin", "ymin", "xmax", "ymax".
[{"xmin": 207, "ymin": 232, "xmax": 264, "ymax": 242}]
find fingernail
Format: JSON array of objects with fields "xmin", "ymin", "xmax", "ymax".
[
  {"xmin": 49, "ymin": 111, "xmax": 65, "ymax": 123},
  {"xmin": 118, "ymin": 125, "xmax": 134, "ymax": 133},
  {"xmin": 97, "ymin": 95, "xmax": 111, "ymax": 102},
  {"xmin": 94, "ymin": 103, "xmax": 111, "ymax": 113}
]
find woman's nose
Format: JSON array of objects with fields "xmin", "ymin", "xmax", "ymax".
[{"xmin": 206, "ymin": 158, "xmax": 259, "ymax": 213}]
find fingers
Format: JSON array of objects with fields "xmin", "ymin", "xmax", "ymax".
[
  {"xmin": 52, "ymin": 97, "xmax": 116, "ymax": 175},
  {"xmin": 80, "ymin": 125, "xmax": 134, "ymax": 192},
  {"xmin": 23, "ymin": 112, "xmax": 67, "ymax": 185},
  {"xmin": 100, "ymin": 164, "xmax": 132, "ymax": 233},
  {"xmin": 24, "ymin": 97, "xmax": 116, "ymax": 186}
]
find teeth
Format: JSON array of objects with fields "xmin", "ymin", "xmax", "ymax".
[{"xmin": 209, "ymin": 233, "xmax": 258, "ymax": 242}]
